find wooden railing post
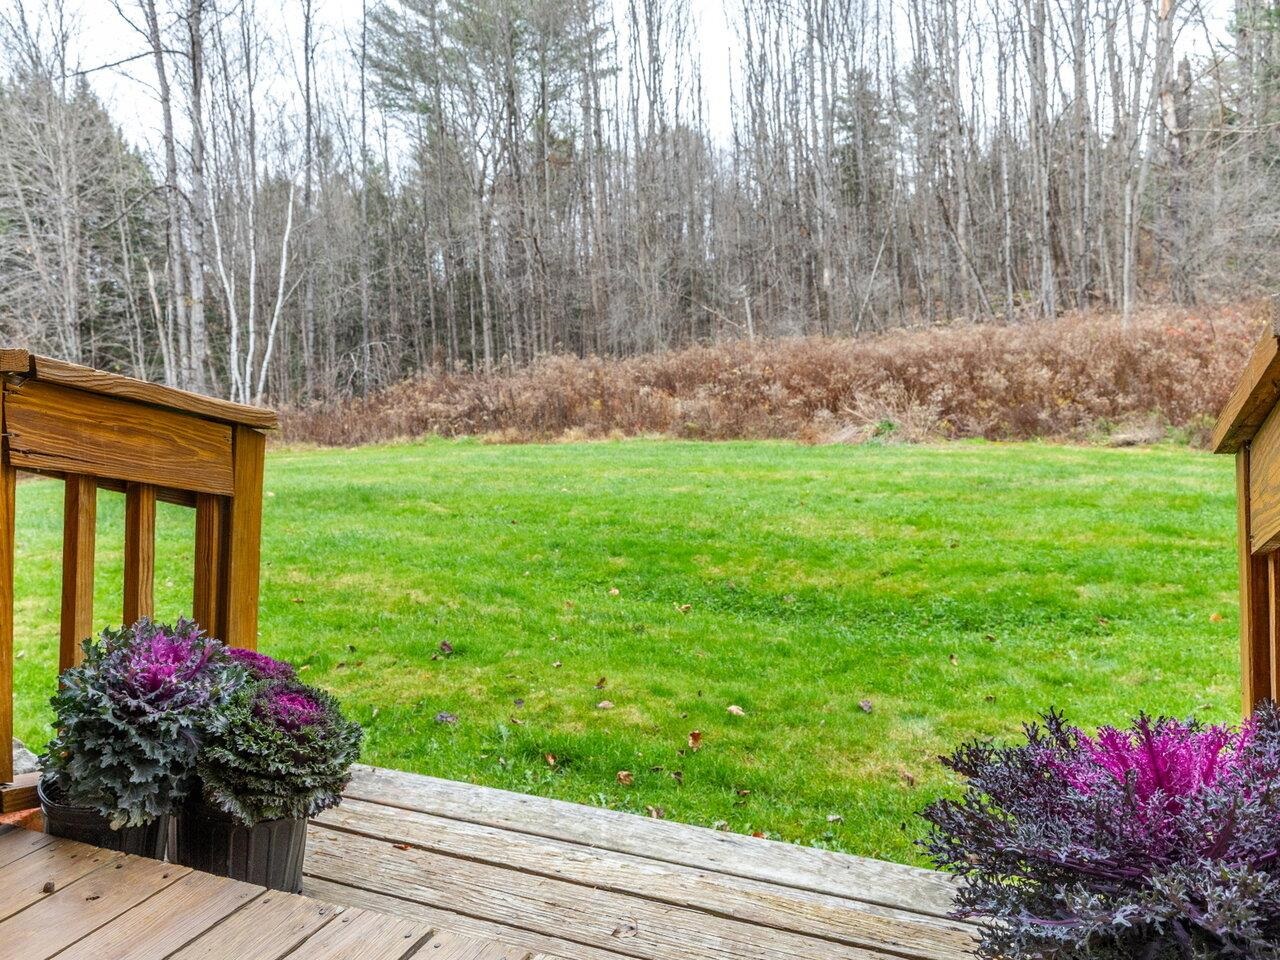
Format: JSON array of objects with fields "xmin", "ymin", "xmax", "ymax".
[
  {"xmin": 194, "ymin": 493, "xmax": 225, "ymax": 640},
  {"xmin": 1239, "ymin": 446, "xmax": 1273, "ymax": 712},
  {"xmin": 60, "ymin": 475, "xmax": 97, "ymax": 671},
  {"xmin": 123, "ymin": 483, "xmax": 156, "ymax": 624},
  {"xmin": 0, "ymin": 457, "xmax": 14, "ymax": 783},
  {"xmin": 221, "ymin": 426, "xmax": 265, "ymax": 650}
]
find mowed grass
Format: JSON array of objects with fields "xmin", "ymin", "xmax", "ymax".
[{"xmin": 10, "ymin": 439, "xmax": 1241, "ymax": 866}]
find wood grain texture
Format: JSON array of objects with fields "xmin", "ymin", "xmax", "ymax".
[
  {"xmin": 290, "ymin": 906, "xmax": 433, "ymax": 960},
  {"xmin": 0, "ymin": 773, "xmax": 39, "ymax": 812},
  {"xmin": 0, "ymin": 451, "xmax": 13, "ymax": 783},
  {"xmin": 168, "ymin": 890, "xmax": 342, "ymax": 960},
  {"xmin": 1250, "ymin": 402, "xmax": 1280, "ymax": 552},
  {"xmin": 0, "ymin": 853, "xmax": 187, "ymax": 957},
  {"xmin": 222, "ymin": 426, "xmax": 266, "ymax": 649},
  {"xmin": 55, "ymin": 870, "xmax": 260, "ymax": 960},
  {"xmin": 1214, "ymin": 319, "xmax": 1280, "ymax": 453},
  {"xmin": 340, "ymin": 765, "xmax": 959, "ymax": 918},
  {"xmin": 0, "ymin": 837, "xmax": 120, "ymax": 922},
  {"xmin": 0, "ymin": 823, "xmax": 54, "ymax": 868},
  {"xmin": 0, "ymin": 349, "xmax": 31, "ymax": 373},
  {"xmin": 1240, "ymin": 449, "xmax": 1273, "ymax": 711},
  {"xmin": 301, "ymin": 878, "xmax": 626, "ymax": 960},
  {"xmin": 28, "ymin": 354, "xmax": 278, "ymax": 430},
  {"xmin": 420, "ymin": 930, "xmax": 532, "ymax": 960},
  {"xmin": 6, "ymin": 380, "xmax": 233, "ymax": 495},
  {"xmin": 306, "ymin": 825, "xmax": 898, "ymax": 960},
  {"xmin": 313, "ymin": 799, "xmax": 975, "ymax": 959},
  {"xmin": 123, "ymin": 483, "xmax": 156, "ymax": 624},
  {"xmin": 193, "ymin": 493, "xmax": 225, "ymax": 638},
  {"xmin": 1272, "ymin": 555, "xmax": 1280, "ymax": 708},
  {"xmin": 60, "ymin": 474, "xmax": 96, "ymax": 671}
]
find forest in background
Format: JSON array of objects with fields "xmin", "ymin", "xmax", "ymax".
[{"xmin": 0, "ymin": 0, "xmax": 1276, "ymax": 405}]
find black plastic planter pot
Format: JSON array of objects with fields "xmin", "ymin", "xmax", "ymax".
[
  {"xmin": 170, "ymin": 802, "xmax": 307, "ymax": 892},
  {"xmin": 37, "ymin": 779, "xmax": 168, "ymax": 859}
]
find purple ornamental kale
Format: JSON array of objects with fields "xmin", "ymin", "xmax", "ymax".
[
  {"xmin": 98, "ymin": 617, "xmax": 234, "ymax": 717},
  {"xmin": 197, "ymin": 679, "xmax": 363, "ymax": 824},
  {"xmin": 226, "ymin": 647, "xmax": 296, "ymax": 681},
  {"xmin": 260, "ymin": 687, "xmax": 325, "ymax": 731},
  {"xmin": 41, "ymin": 618, "xmax": 244, "ymax": 827},
  {"xmin": 920, "ymin": 704, "xmax": 1280, "ymax": 960}
]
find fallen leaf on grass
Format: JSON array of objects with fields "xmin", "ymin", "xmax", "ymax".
[
  {"xmin": 675, "ymin": 603, "xmax": 692, "ymax": 614},
  {"xmin": 290, "ymin": 597, "xmax": 305, "ymax": 604},
  {"xmin": 616, "ymin": 770, "xmax": 634, "ymax": 785},
  {"xmin": 595, "ymin": 676, "xmax": 608, "ymax": 689},
  {"xmin": 596, "ymin": 700, "xmax": 615, "ymax": 710},
  {"xmin": 688, "ymin": 730, "xmax": 703, "ymax": 751},
  {"xmin": 858, "ymin": 699, "xmax": 874, "ymax": 713},
  {"xmin": 948, "ymin": 654, "xmax": 958, "ymax": 665},
  {"xmin": 1210, "ymin": 612, "xmax": 1224, "ymax": 623},
  {"xmin": 751, "ymin": 831, "xmax": 767, "ymax": 838},
  {"xmin": 552, "ymin": 660, "xmax": 562, "ymax": 668},
  {"xmin": 644, "ymin": 805, "xmax": 665, "ymax": 819},
  {"xmin": 439, "ymin": 640, "xmax": 454, "ymax": 656},
  {"xmin": 608, "ymin": 587, "xmax": 620, "ymax": 596},
  {"xmin": 726, "ymin": 704, "xmax": 746, "ymax": 716},
  {"xmin": 544, "ymin": 753, "xmax": 557, "ymax": 767},
  {"xmin": 898, "ymin": 765, "xmax": 917, "ymax": 787},
  {"xmin": 435, "ymin": 711, "xmax": 458, "ymax": 725},
  {"xmin": 827, "ymin": 814, "xmax": 844, "ymax": 824}
]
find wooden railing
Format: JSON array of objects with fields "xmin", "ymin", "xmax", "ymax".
[
  {"xmin": 1215, "ymin": 300, "xmax": 1280, "ymax": 712},
  {"xmin": 0, "ymin": 350, "xmax": 276, "ymax": 787}
]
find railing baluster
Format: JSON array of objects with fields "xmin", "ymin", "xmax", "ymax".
[
  {"xmin": 223, "ymin": 426, "xmax": 265, "ymax": 651},
  {"xmin": 124, "ymin": 483, "xmax": 156, "ymax": 625},
  {"xmin": 60, "ymin": 475, "xmax": 96, "ymax": 671},
  {"xmin": 194, "ymin": 493, "xmax": 224, "ymax": 639},
  {"xmin": 0, "ymin": 458, "xmax": 14, "ymax": 783}
]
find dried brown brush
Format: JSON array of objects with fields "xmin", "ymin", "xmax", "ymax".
[{"xmin": 279, "ymin": 302, "xmax": 1264, "ymax": 448}]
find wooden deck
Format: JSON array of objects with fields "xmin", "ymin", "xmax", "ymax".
[
  {"xmin": 0, "ymin": 822, "xmax": 523, "ymax": 959},
  {"xmin": 304, "ymin": 765, "xmax": 976, "ymax": 960}
]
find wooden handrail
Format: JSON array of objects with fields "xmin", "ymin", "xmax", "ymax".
[{"xmin": 0, "ymin": 357, "xmax": 275, "ymax": 788}]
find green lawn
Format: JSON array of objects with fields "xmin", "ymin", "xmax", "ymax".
[{"xmin": 11, "ymin": 439, "xmax": 1241, "ymax": 866}]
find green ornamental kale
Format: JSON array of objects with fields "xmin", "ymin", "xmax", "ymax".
[
  {"xmin": 40, "ymin": 618, "xmax": 243, "ymax": 829},
  {"xmin": 196, "ymin": 679, "xmax": 363, "ymax": 824}
]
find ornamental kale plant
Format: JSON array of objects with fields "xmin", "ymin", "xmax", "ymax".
[
  {"xmin": 226, "ymin": 647, "xmax": 296, "ymax": 681},
  {"xmin": 196, "ymin": 678, "xmax": 362, "ymax": 824},
  {"xmin": 41, "ymin": 619, "xmax": 242, "ymax": 828},
  {"xmin": 920, "ymin": 705, "xmax": 1280, "ymax": 960}
]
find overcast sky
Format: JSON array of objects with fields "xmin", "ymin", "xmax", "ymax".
[
  {"xmin": 42, "ymin": 0, "xmax": 738, "ymax": 155},
  {"xmin": 16, "ymin": 0, "xmax": 1237, "ymax": 164}
]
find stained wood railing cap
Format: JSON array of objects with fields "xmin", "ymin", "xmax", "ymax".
[
  {"xmin": 0, "ymin": 349, "xmax": 278, "ymax": 431},
  {"xmin": 1213, "ymin": 297, "xmax": 1280, "ymax": 454}
]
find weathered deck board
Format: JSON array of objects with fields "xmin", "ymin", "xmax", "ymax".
[
  {"xmin": 289, "ymin": 906, "xmax": 433, "ymax": 959},
  {"xmin": 0, "ymin": 852, "xmax": 188, "ymax": 957},
  {"xmin": 303, "ymin": 876, "xmax": 638, "ymax": 960},
  {"xmin": 314, "ymin": 798, "xmax": 974, "ymax": 959},
  {"xmin": 0, "ymin": 766, "xmax": 968, "ymax": 960},
  {"xmin": 166, "ymin": 890, "xmax": 343, "ymax": 960},
  {"xmin": 55, "ymin": 870, "xmax": 260, "ymax": 960},
  {"xmin": 340, "ymin": 765, "xmax": 957, "ymax": 918},
  {"xmin": 305, "ymin": 764, "xmax": 973, "ymax": 960},
  {"xmin": 0, "ymin": 836, "xmax": 120, "ymax": 921},
  {"xmin": 0, "ymin": 829, "xmax": 532, "ymax": 960}
]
